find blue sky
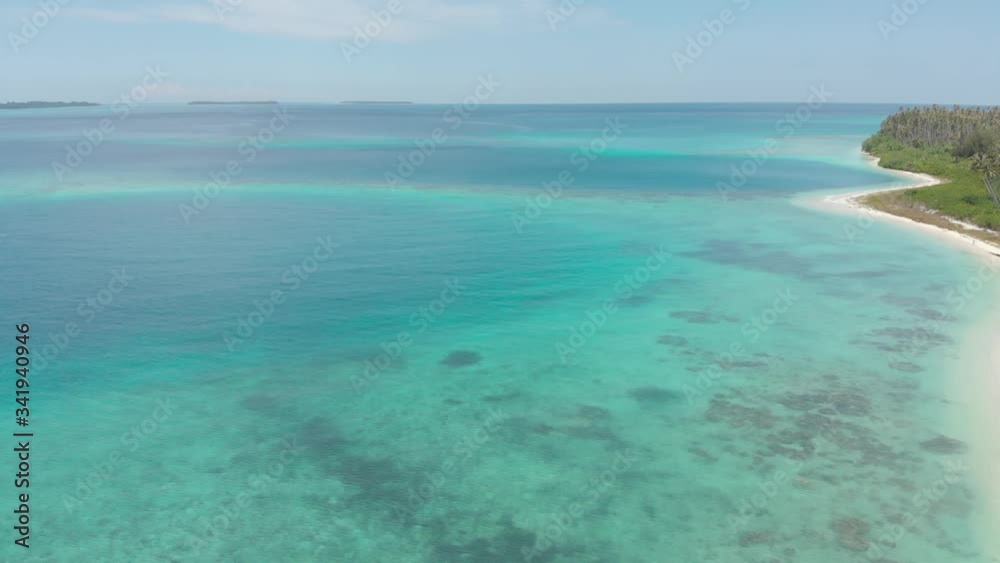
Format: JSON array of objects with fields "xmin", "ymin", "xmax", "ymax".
[{"xmin": 2, "ymin": 0, "xmax": 997, "ymax": 104}]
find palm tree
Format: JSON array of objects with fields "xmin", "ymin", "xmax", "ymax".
[
  {"xmin": 972, "ymin": 149, "xmax": 1000, "ymax": 206},
  {"xmin": 878, "ymin": 105, "xmax": 1000, "ymax": 148}
]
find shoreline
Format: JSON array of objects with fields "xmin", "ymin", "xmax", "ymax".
[
  {"xmin": 804, "ymin": 150, "xmax": 1000, "ymax": 561},
  {"xmin": 801, "ymin": 151, "xmax": 1000, "ymax": 259},
  {"xmin": 959, "ymin": 290, "xmax": 1000, "ymax": 563}
]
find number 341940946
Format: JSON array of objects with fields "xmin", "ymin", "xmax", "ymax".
[{"xmin": 15, "ymin": 324, "xmax": 30, "ymax": 422}]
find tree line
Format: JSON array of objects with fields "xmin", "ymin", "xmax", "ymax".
[{"xmin": 871, "ymin": 105, "xmax": 1000, "ymax": 206}]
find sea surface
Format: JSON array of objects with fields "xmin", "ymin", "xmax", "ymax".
[{"xmin": 1, "ymin": 104, "xmax": 997, "ymax": 562}]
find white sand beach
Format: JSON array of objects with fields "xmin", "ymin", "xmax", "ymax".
[
  {"xmin": 802, "ymin": 153, "xmax": 1000, "ymax": 259},
  {"xmin": 803, "ymin": 151, "xmax": 1000, "ymax": 562}
]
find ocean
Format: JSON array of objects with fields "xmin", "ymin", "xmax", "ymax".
[{"xmin": 0, "ymin": 103, "xmax": 996, "ymax": 562}]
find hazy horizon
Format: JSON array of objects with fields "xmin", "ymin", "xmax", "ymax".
[
  {"xmin": 2, "ymin": 100, "xmax": 988, "ymax": 107},
  {"xmin": 3, "ymin": 0, "xmax": 999, "ymax": 105}
]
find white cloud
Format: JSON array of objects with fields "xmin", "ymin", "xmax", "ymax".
[{"xmin": 68, "ymin": 0, "xmax": 546, "ymax": 42}]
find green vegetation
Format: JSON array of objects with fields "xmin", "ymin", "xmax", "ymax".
[
  {"xmin": 188, "ymin": 101, "xmax": 278, "ymax": 105},
  {"xmin": 862, "ymin": 105, "xmax": 1000, "ymax": 234},
  {"xmin": 972, "ymin": 151, "xmax": 1000, "ymax": 205},
  {"xmin": 953, "ymin": 128, "xmax": 996, "ymax": 159},
  {"xmin": 1, "ymin": 101, "xmax": 99, "ymax": 110}
]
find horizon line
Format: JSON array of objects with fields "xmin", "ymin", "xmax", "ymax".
[{"xmin": 5, "ymin": 100, "xmax": 994, "ymax": 107}]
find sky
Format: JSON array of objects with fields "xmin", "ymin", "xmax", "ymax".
[{"xmin": 1, "ymin": 0, "xmax": 998, "ymax": 104}]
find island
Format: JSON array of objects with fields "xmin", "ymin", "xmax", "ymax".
[
  {"xmin": 340, "ymin": 101, "xmax": 413, "ymax": 105},
  {"xmin": 1, "ymin": 101, "xmax": 99, "ymax": 110},
  {"xmin": 188, "ymin": 101, "xmax": 278, "ymax": 105},
  {"xmin": 858, "ymin": 105, "xmax": 1000, "ymax": 247}
]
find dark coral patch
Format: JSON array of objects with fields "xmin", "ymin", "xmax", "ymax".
[
  {"xmin": 681, "ymin": 239, "xmax": 814, "ymax": 278},
  {"xmin": 577, "ymin": 404, "xmax": 611, "ymax": 420},
  {"xmin": 688, "ymin": 445, "xmax": 718, "ymax": 464},
  {"xmin": 337, "ymin": 455, "xmax": 403, "ymax": 488},
  {"xmin": 670, "ymin": 310, "xmax": 739, "ymax": 324},
  {"xmin": 705, "ymin": 397, "xmax": 777, "ymax": 429},
  {"xmin": 854, "ymin": 325, "xmax": 953, "ymax": 357},
  {"xmin": 890, "ymin": 361, "xmax": 924, "ymax": 373},
  {"xmin": 833, "ymin": 517, "xmax": 871, "ymax": 552},
  {"xmin": 723, "ymin": 360, "xmax": 768, "ymax": 369},
  {"xmin": 739, "ymin": 531, "xmax": 772, "ymax": 547},
  {"xmin": 920, "ymin": 435, "xmax": 967, "ymax": 455},
  {"xmin": 432, "ymin": 518, "xmax": 558, "ymax": 563},
  {"xmin": 629, "ymin": 386, "xmax": 682, "ymax": 404},
  {"xmin": 620, "ymin": 294, "xmax": 657, "ymax": 307},
  {"xmin": 241, "ymin": 393, "xmax": 277, "ymax": 413},
  {"xmin": 880, "ymin": 293, "xmax": 927, "ymax": 307},
  {"xmin": 657, "ymin": 335, "xmax": 689, "ymax": 346},
  {"xmin": 563, "ymin": 424, "xmax": 628, "ymax": 448},
  {"xmin": 777, "ymin": 391, "xmax": 871, "ymax": 417},
  {"xmin": 482, "ymin": 391, "xmax": 522, "ymax": 403},
  {"xmin": 906, "ymin": 308, "xmax": 952, "ymax": 321},
  {"xmin": 531, "ymin": 423, "xmax": 556, "ymax": 435},
  {"xmin": 872, "ymin": 326, "xmax": 953, "ymax": 345},
  {"xmin": 334, "ymin": 455, "xmax": 418, "ymax": 517},
  {"xmin": 298, "ymin": 416, "xmax": 351, "ymax": 452},
  {"xmin": 441, "ymin": 350, "xmax": 482, "ymax": 368}
]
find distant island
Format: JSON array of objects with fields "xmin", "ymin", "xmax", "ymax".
[
  {"xmin": 1, "ymin": 101, "xmax": 99, "ymax": 110},
  {"xmin": 188, "ymin": 101, "xmax": 278, "ymax": 105},
  {"xmin": 341, "ymin": 101, "xmax": 413, "ymax": 105}
]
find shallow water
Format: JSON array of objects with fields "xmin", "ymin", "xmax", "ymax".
[{"xmin": 1, "ymin": 104, "xmax": 996, "ymax": 562}]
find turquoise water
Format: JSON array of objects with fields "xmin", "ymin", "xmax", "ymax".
[{"xmin": 1, "ymin": 104, "xmax": 997, "ymax": 562}]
